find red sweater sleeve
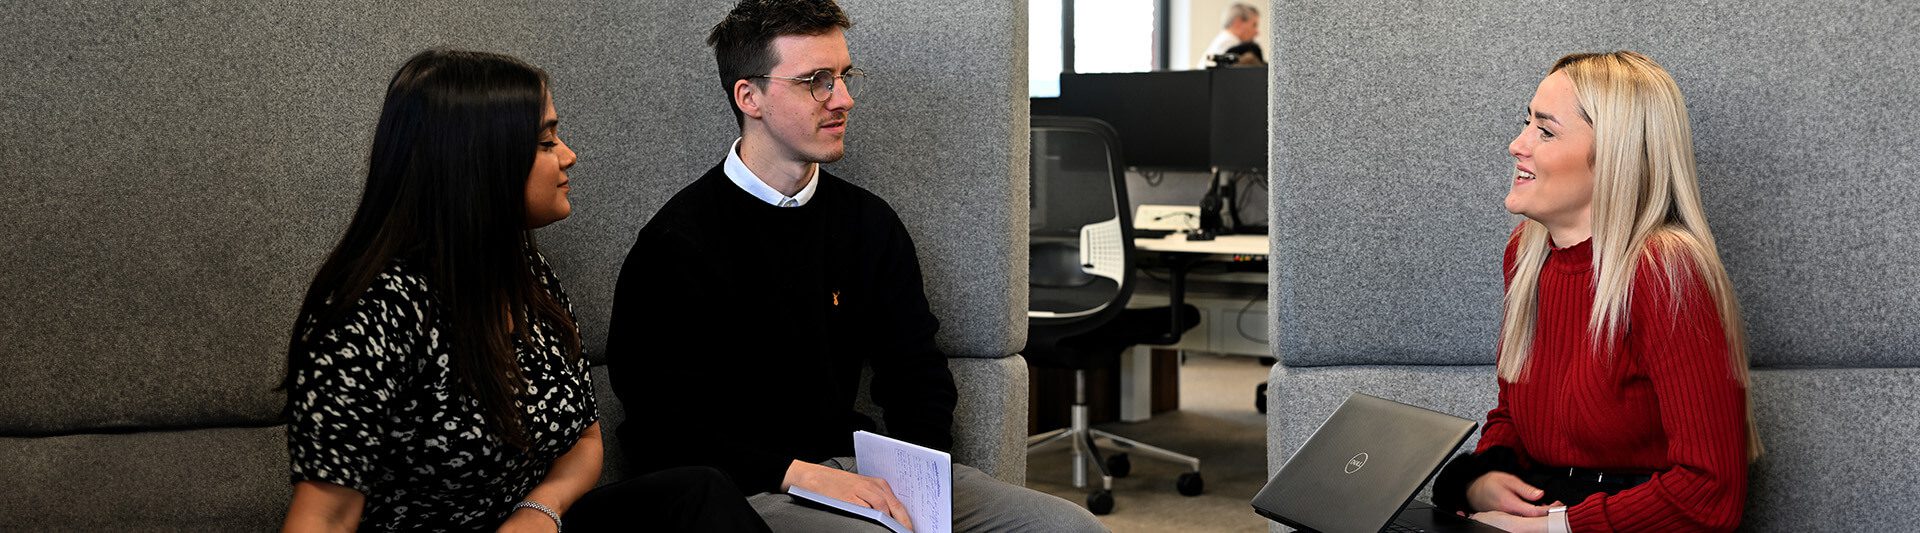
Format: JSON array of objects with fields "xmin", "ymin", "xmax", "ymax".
[{"xmin": 1567, "ymin": 253, "xmax": 1749, "ymax": 532}]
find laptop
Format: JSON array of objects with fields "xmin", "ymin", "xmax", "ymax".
[{"xmin": 1251, "ymin": 393, "xmax": 1505, "ymax": 533}]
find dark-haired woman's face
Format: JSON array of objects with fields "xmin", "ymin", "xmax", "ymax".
[{"xmin": 525, "ymin": 93, "xmax": 576, "ymax": 229}]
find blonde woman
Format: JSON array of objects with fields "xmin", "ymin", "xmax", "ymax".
[{"xmin": 1431, "ymin": 51, "xmax": 1759, "ymax": 532}]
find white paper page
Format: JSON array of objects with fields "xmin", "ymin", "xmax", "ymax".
[
  {"xmin": 853, "ymin": 430, "xmax": 953, "ymax": 533},
  {"xmin": 785, "ymin": 485, "xmax": 910, "ymax": 533}
]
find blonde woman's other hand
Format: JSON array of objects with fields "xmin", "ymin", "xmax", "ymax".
[{"xmin": 1466, "ymin": 471, "xmax": 1560, "ymax": 516}]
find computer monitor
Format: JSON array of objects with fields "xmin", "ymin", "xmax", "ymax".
[
  {"xmin": 1056, "ymin": 71, "xmax": 1211, "ymax": 170},
  {"xmin": 1208, "ymin": 66, "xmax": 1267, "ymax": 172}
]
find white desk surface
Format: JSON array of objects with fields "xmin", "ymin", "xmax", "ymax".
[{"xmin": 1133, "ymin": 234, "xmax": 1269, "ymax": 256}]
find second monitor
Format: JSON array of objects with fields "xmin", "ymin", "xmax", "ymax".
[
  {"xmin": 1057, "ymin": 70, "xmax": 1212, "ymax": 170},
  {"xmin": 1054, "ymin": 68, "xmax": 1268, "ymax": 171}
]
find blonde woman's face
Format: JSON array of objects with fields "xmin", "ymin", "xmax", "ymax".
[{"xmin": 1505, "ymin": 71, "xmax": 1594, "ymax": 235}]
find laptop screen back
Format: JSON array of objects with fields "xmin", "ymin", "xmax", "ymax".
[{"xmin": 1252, "ymin": 393, "xmax": 1477, "ymax": 533}]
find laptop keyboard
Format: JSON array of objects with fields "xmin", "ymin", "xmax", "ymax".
[{"xmin": 1382, "ymin": 521, "xmax": 1427, "ymax": 533}]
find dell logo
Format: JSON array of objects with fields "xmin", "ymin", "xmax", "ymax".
[{"xmin": 1345, "ymin": 452, "xmax": 1369, "ymax": 474}]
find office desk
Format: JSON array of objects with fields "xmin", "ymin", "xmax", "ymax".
[
  {"xmin": 1118, "ymin": 234, "xmax": 1269, "ymax": 421},
  {"xmin": 1133, "ymin": 234, "xmax": 1269, "ymax": 256}
]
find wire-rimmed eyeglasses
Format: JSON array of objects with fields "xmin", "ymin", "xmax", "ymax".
[{"xmin": 751, "ymin": 67, "xmax": 866, "ymax": 102}]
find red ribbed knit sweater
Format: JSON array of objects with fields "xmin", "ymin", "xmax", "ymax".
[{"xmin": 1477, "ymin": 235, "xmax": 1749, "ymax": 532}]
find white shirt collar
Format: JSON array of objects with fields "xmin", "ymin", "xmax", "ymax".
[{"xmin": 723, "ymin": 138, "xmax": 819, "ymax": 207}]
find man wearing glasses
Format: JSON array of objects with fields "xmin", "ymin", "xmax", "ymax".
[{"xmin": 604, "ymin": 0, "xmax": 1105, "ymax": 531}]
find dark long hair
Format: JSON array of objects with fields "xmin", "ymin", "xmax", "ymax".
[{"xmin": 283, "ymin": 49, "xmax": 581, "ymax": 449}]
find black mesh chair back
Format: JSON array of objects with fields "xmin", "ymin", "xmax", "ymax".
[{"xmin": 1028, "ymin": 116, "xmax": 1135, "ymax": 346}]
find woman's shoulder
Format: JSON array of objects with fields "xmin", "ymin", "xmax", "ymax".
[
  {"xmin": 1631, "ymin": 229, "xmax": 1712, "ymax": 283},
  {"xmin": 306, "ymin": 257, "xmax": 438, "ymax": 330},
  {"xmin": 1627, "ymin": 228, "xmax": 1727, "ymax": 315},
  {"xmin": 369, "ymin": 258, "xmax": 434, "ymax": 298}
]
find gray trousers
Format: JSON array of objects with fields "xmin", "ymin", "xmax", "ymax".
[{"xmin": 747, "ymin": 457, "xmax": 1107, "ymax": 532}]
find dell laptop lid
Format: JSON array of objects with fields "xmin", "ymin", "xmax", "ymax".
[{"xmin": 1251, "ymin": 392, "xmax": 1483, "ymax": 533}]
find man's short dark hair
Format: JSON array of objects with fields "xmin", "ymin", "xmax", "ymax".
[{"xmin": 708, "ymin": 0, "xmax": 853, "ymax": 129}]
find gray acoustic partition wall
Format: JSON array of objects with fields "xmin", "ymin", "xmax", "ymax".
[
  {"xmin": 1264, "ymin": 0, "xmax": 1920, "ymax": 530},
  {"xmin": 0, "ymin": 0, "xmax": 1030, "ymax": 529}
]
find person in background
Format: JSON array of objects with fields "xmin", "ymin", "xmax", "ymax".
[
  {"xmin": 1203, "ymin": 2, "xmax": 1262, "ymax": 67},
  {"xmin": 1432, "ymin": 51, "xmax": 1757, "ymax": 532},
  {"xmin": 279, "ymin": 48, "xmax": 767, "ymax": 532},
  {"xmin": 601, "ymin": 0, "xmax": 1107, "ymax": 531}
]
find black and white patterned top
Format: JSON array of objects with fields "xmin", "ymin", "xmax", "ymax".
[{"xmin": 286, "ymin": 255, "xmax": 596, "ymax": 531}]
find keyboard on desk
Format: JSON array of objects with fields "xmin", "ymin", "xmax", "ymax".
[{"xmin": 1130, "ymin": 229, "xmax": 1176, "ymax": 239}]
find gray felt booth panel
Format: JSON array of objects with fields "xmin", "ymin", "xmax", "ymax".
[
  {"xmin": 1266, "ymin": 0, "xmax": 1920, "ymax": 530},
  {"xmin": 0, "ymin": 0, "xmax": 1032, "ymax": 527},
  {"xmin": 1267, "ymin": 0, "xmax": 1920, "ymax": 368},
  {"xmin": 0, "ymin": 426, "xmax": 290, "ymax": 531}
]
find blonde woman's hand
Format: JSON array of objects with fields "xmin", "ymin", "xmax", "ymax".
[{"xmin": 1466, "ymin": 471, "xmax": 1560, "ymax": 516}]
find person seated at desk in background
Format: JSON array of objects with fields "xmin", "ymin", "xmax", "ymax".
[
  {"xmin": 279, "ymin": 49, "xmax": 768, "ymax": 532},
  {"xmin": 1431, "ymin": 51, "xmax": 1757, "ymax": 532},
  {"xmin": 1202, "ymin": 2, "xmax": 1263, "ymax": 67},
  {"xmin": 601, "ymin": 1, "xmax": 1106, "ymax": 531}
]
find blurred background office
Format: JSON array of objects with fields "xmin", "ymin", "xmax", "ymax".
[{"xmin": 1026, "ymin": 1, "xmax": 1277, "ymax": 531}]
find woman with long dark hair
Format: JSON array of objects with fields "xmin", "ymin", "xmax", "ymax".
[{"xmin": 280, "ymin": 49, "xmax": 767, "ymax": 532}]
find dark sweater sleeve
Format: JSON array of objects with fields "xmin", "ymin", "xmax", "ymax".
[
  {"xmin": 865, "ymin": 209, "xmax": 958, "ymax": 453},
  {"xmin": 604, "ymin": 224, "xmax": 795, "ymax": 493}
]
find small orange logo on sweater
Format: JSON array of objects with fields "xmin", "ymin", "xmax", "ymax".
[{"xmin": 832, "ymin": 290, "xmax": 841, "ymax": 306}]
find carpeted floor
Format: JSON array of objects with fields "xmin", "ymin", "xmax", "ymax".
[{"xmin": 1027, "ymin": 354, "xmax": 1274, "ymax": 533}]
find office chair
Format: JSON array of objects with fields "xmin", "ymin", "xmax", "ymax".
[{"xmin": 1025, "ymin": 116, "xmax": 1203, "ymax": 515}]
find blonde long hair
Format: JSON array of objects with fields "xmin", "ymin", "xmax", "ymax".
[{"xmin": 1495, "ymin": 51, "xmax": 1762, "ymax": 459}]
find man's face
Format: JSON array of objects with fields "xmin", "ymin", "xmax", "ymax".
[
  {"xmin": 745, "ymin": 28, "xmax": 855, "ymax": 165},
  {"xmin": 1231, "ymin": 14, "xmax": 1259, "ymax": 42}
]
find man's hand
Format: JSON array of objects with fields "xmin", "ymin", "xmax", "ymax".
[
  {"xmin": 1466, "ymin": 471, "xmax": 1560, "ymax": 516},
  {"xmin": 1469, "ymin": 510, "xmax": 1547, "ymax": 533},
  {"xmin": 783, "ymin": 460, "xmax": 915, "ymax": 532},
  {"xmin": 496, "ymin": 507, "xmax": 559, "ymax": 533}
]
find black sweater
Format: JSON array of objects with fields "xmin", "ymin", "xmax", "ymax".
[{"xmin": 605, "ymin": 163, "xmax": 959, "ymax": 493}]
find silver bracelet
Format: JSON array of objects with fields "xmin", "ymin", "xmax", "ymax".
[{"xmin": 514, "ymin": 499, "xmax": 563, "ymax": 533}]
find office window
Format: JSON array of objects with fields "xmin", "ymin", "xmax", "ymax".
[
  {"xmin": 1029, "ymin": 0, "xmax": 1164, "ymax": 98},
  {"xmin": 1073, "ymin": 0, "xmax": 1157, "ymax": 74},
  {"xmin": 1029, "ymin": 0, "xmax": 1064, "ymax": 97}
]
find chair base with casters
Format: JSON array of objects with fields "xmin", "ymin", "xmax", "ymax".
[
  {"xmin": 1024, "ymin": 306, "xmax": 1204, "ymax": 515},
  {"xmin": 1025, "ymin": 367, "xmax": 1203, "ymax": 515}
]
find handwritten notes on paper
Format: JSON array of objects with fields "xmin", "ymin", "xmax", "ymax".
[{"xmin": 853, "ymin": 431, "xmax": 953, "ymax": 533}]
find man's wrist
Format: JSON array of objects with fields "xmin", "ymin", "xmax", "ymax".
[{"xmin": 781, "ymin": 459, "xmax": 811, "ymax": 492}]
